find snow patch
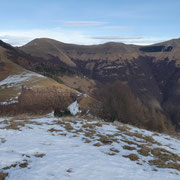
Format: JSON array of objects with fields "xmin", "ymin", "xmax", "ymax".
[
  {"xmin": 0, "ymin": 71, "xmax": 45, "ymax": 89},
  {"xmin": 68, "ymin": 101, "xmax": 80, "ymax": 115},
  {"xmin": 0, "ymin": 100, "xmax": 18, "ymax": 105}
]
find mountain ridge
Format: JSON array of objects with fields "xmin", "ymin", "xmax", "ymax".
[
  {"xmin": 1, "ymin": 38, "xmax": 180, "ymax": 130},
  {"xmin": 18, "ymin": 38, "xmax": 180, "ymax": 130}
]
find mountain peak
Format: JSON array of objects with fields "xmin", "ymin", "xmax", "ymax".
[{"xmin": 0, "ymin": 40, "xmax": 15, "ymax": 51}]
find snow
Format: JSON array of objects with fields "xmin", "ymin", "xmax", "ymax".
[
  {"xmin": 0, "ymin": 100, "xmax": 18, "ymax": 105},
  {"xmin": 68, "ymin": 101, "xmax": 80, "ymax": 115},
  {"xmin": 0, "ymin": 115, "xmax": 180, "ymax": 180},
  {"xmin": 0, "ymin": 71, "xmax": 45, "ymax": 89}
]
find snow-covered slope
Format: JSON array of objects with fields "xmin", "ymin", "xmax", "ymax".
[{"xmin": 0, "ymin": 115, "xmax": 180, "ymax": 180}]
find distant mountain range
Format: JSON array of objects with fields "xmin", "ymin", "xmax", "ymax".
[{"xmin": 1, "ymin": 38, "xmax": 180, "ymax": 130}]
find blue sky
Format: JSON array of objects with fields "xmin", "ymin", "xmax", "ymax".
[{"xmin": 0, "ymin": 0, "xmax": 179, "ymax": 46}]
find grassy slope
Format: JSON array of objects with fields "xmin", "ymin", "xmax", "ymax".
[{"xmin": 0, "ymin": 47, "xmax": 76, "ymax": 103}]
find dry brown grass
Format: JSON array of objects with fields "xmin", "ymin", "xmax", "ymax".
[
  {"xmin": 110, "ymin": 148, "xmax": 120, "ymax": 153},
  {"xmin": 0, "ymin": 87, "xmax": 77, "ymax": 116},
  {"xmin": 84, "ymin": 131, "xmax": 95, "ymax": 139},
  {"xmin": 64, "ymin": 123, "xmax": 74, "ymax": 131},
  {"xmin": 0, "ymin": 172, "xmax": 8, "ymax": 180},
  {"xmin": 73, "ymin": 128, "xmax": 84, "ymax": 134},
  {"xmin": 121, "ymin": 139, "xmax": 138, "ymax": 146},
  {"xmin": 151, "ymin": 148, "xmax": 180, "ymax": 162},
  {"xmin": 117, "ymin": 125, "xmax": 131, "ymax": 132},
  {"xmin": 48, "ymin": 128, "xmax": 62, "ymax": 133},
  {"xmin": 97, "ymin": 134, "xmax": 113, "ymax": 145},
  {"xmin": 123, "ymin": 154, "xmax": 139, "ymax": 161},
  {"xmin": 34, "ymin": 153, "xmax": 46, "ymax": 158},
  {"xmin": 0, "ymin": 118, "xmax": 42, "ymax": 130},
  {"xmin": 138, "ymin": 145, "xmax": 151, "ymax": 156},
  {"xmin": 3, "ymin": 164, "xmax": 17, "ymax": 170},
  {"xmin": 92, "ymin": 122, "xmax": 102, "ymax": 127},
  {"xmin": 82, "ymin": 138, "xmax": 91, "ymax": 143},
  {"xmin": 19, "ymin": 162, "xmax": 28, "ymax": 168},
  {"xmin": 124, "ymin": 131, "xmax": 162, "ymax": 145},
  {"xmin": 149, "ymin": 160, "xmax": 180, "ymax": 171},
  {"xmin": 93, "ymin": 142, "xmax": 102, "ymax": 147},
  {"xmin": 148, "ymin": 147, "xmax": 180, "ymax": 171},
  {"xmin": 82, "ymin": 124, "xmax": 95, "ymax": 129},
  {"xmin": 123, "ymin": 145, "xmax": 136, "ymax": 151}
]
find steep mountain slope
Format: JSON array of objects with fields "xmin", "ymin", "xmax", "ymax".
[
  {"xmin": 0, "ymin": 41, "xmax": 76, "ymax": 105},
  {"xmin": 19, "ymin": 38, "xmax": 180, "ymax": 130}
]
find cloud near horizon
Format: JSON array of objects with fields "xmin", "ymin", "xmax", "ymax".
[
  {"xmin": 92, "ymin": 36, "xmax": 143, "ymax": 40},
  {"xmin": 0, "ymin": 29, "xmax": 172, "ymax": 46}
]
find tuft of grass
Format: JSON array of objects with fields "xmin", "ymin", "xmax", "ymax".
[
  {"xmin": 149, "ymin": 147, "xmax": 180, "ymax": 171},
  {"xmin": 123, "ymin": 154, "xmax": 139, "ymax": 161},
  {"xmin": 93, "ymin": 142, "xmax": 102, "ymax": 147},
  {"xmin": 138, "ymin": 145, "xmax": 151, "ymax": 156},
  {"xmin": 48, "ymin": 128, "xmax": 62, "ymax": 132},
  {"xmin": 117, "ymin": 125, "xmax": 131, "ymax": 132},
  {"xmin": 0, "ymin": 172, "xmax": 8, "ymax": 180},
  {"xmin": 64, "ymin": 123, "xmax": 74, "ymax": 131},
  {"xmin": 59, "ymin": 133, "xmax": 67, "ymax": 136},
  {"xmin": 121, "ymin": 139, "xmax": 138, "ymax": 146},
  {"xmin": 82, "ymin": 138, "xmax": 91, "ymax": 143},
  {"xmin": 19, "ymin": 162, "xmax": 28, "ymax": 168},
  {"xmin": 3, "ymin": 164, "xmax": 17, "ymax": 170},
  {"xmin": 92, "ymin": 122, "xmax": 102, "ymax": 127},
  {"xmin": 97, "ymin": 134, "xmax": 112, "ymax": 145},
  {"xmin": 110, "ymin": 148, "xmax": 120, "ymax": 153},
  {"xmin": 74, "ymin": 128, "xmax": 83, "ymax": 133},
  {"xmin": 82, "ymin": 124, "xmax": 95, "ymax": 129},
  {"xmin": 151, "ymin": 148, "xmax": 180, "ymax": 162},
  {"xmin": 84, "ymin": 131, "xmax": 94, "ymax": 139},
  {"xmin": 34, "ymin": 153, "xmax": 46, "ymax": 158},
  {"xmin": 123, "ymin": 145, "xmax": 136, "ymax": 151}
]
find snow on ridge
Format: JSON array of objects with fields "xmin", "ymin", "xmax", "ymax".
[{"xmin": 0, "ymin": 71, "xmax": 45, "ymax": 88}]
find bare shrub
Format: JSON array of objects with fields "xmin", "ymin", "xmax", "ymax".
[{"xmin": 0, "ymin": 87, "xmax": 77, "ymax": 115}]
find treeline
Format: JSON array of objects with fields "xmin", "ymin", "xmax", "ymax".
[{"xmin": 93, "ymin": 81, "xmax": 175, "ymax": 134}]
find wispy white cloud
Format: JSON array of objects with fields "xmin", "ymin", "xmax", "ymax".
[
  {"xmin": 64, "ymin": 21, "xmax": 107, "ymax": 27},
  {"xmin": 92, "ymin": 36, "xmax": 143, "ymax": 40},
  {"xmin": 104, "ymin": 26, "xmax": 132, "ymax": 30}
]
